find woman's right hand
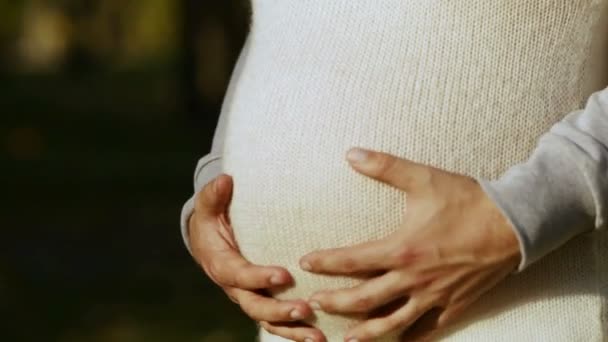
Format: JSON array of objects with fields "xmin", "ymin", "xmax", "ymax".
[{"xmin": 189, "ymin": 174, "xmax": 326, "ymax": 342}]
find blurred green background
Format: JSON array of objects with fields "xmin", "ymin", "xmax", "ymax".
[{"xmin": 1, "ymin": 1, "xmax": 257, "ymax": 341}]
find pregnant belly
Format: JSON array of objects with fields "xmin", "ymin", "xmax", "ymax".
[
  {"xmin": 223, "ymin": 115, "xmax": 408, "ymax": 340},
  {"xmin": 222, "ymin": 111, "xmax": 607, "ymax": 342},
  {"xmin": 220, "ymin": 81, "xmax": 520, "ymax": 340},
  {"xmin": 217, "ymin": 0, "xmax": 608, "ymax": 338},
  {"xmin": 220, "ymin": 85, "xmax": 607, "ymax": 341},
  {"xmin": 219, "ymin": 54, "xmax": 599, "ymax": 340}
]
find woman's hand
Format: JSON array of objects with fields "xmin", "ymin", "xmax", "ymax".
[
  {"xmin": 299, "ymin": 148, "xmax": 522, "ymax": 341},
  {"xmin": 190, "ymin": 174, "xmax": 325, "ymax": 342}
]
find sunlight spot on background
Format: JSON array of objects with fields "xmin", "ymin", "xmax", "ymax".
[{"xmin": 18, "ymin": 2, "xmax": 69, "ymax": 71}]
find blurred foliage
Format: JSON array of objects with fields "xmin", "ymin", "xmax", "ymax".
[
  {"xmin": 8, "ymin": 0, "xmax": 178, "ymax": 71},
  {"xmin": 1, "ymin": 1, "xmax": 256, "ymax": 341},
  {"xmin": 0, "ymin": 1, "xmax": 22, "ymax": 36}
]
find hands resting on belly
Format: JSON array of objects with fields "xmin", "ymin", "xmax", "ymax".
[{"xmin": 188, "ymin": 148, "xmax": 522, "ymax": 342}]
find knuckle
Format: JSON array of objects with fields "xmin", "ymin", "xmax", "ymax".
[
  {"xmin": 239, "ymin": 297, "xmax": 259, "ymax": 317},
  {"xmin": 341, "ymin": 257, "xmax": 357, "ymax": 273},
  {"xmin": 384, "ymin": 315, "xmax": 403, "ymax": 332},
  {"xmin": 263, "ymin": 299, "xmax": 287, "ymax": 320},
  {"xmin": 423, "ymin": 168, "xmax": 437, "ymax": 188},
  {"xmin": 351, "ymin": 295, "xmax": 373, "ymax": 312},
  {"xmin": 390, "ymin": 244, "xmax": 417, "ymax": 267},
  {"xmin": 408, "ymin": 299, "xmax": 422, "ymax": 314},
  {"xmin": 233, "ymin": 265, "xmax": 254, "ymax": 287},
  {"xmin": 248, "ymin": 293, "xmax": 265, "ymax": 307}
]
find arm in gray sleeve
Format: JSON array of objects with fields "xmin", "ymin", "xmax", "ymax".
[
  {"xmin": 474, "ymin": 86, "xmax": 608, "ymax": 272},
  {"xmin": 180, "ymin": 34, "xmax": 252, "ymax": 256}
]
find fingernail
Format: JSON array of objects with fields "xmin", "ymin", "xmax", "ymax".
[
  {"xmin": 300, "ymin": 260, "xmax": 312, "ymax": 271},
  {"xmin": 309, "ymin": 301, "xmax": 321, "ymax": 310},
  {"xmin": 304, "ymin": 338, "xmax": 314, "ymax": 342},
  {"xmin": 347, "ymin": 148, "xmax": 369, "ymax": 163},
  {"xmin": 269, "ymin": 274, "xmax": 283, "ymax": 285},
  {"xmin": 290, "ymin": 309, "xmax": 303, "ymax": 320},
  {"xmin": 346, "ymin": 338, "xmax": 359, "ymax": 342}
]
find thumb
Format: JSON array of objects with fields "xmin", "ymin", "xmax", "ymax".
[{"xmin": 196, "ymin": 174, "xmax": 233, "ymax": 219}]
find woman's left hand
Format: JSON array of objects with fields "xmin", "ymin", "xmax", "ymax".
[{"xmin": 299, "ymin": 148, "xmax": 522, "ymax": 341}]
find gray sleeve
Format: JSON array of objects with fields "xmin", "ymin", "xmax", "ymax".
[
  {"xmin": 180, "ymin": 34, "xmax": 252, "ymax": 256},
  {"xmin": 474, "ymin": 86, "xmax": 608, "ymax": 272}
]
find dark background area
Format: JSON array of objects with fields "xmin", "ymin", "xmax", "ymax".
[{"xmin": 1, "ymin": 1, "xmax": 256, "ymax": 341}]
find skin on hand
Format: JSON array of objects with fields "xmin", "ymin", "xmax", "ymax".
[
  {"xmin": 296, "ymin": 148, "xmax": 522, "ymax": 342},
  {"xmin": 189, "ymin": 174, "xmax": 325, "ymax": 342}
]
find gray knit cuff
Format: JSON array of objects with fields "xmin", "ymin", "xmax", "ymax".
[{"xmin": 474, "ymin": 136, "xmax": 594, "ymax": 272}]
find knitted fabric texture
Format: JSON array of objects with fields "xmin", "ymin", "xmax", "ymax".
[{"xmin": 221, "ymin": 1, "xmax": 608, "ymax": 341}]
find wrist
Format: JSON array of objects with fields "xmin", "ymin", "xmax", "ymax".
[{"xmin": 480, "ymin": 186, "xmax": 523, "ymax": 272}]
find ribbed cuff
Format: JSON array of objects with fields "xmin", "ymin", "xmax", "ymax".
[{"xmin": 474, "ymin": 135, "xmax": 595, "ymax": 272}]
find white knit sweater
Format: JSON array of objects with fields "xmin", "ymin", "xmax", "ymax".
[{"xmin": 182, "ymin": 1, "xmax": 608, "ymax": 341}]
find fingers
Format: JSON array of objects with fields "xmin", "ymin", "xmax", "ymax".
[
  {"xmin": 259, "ymin": 321, "xmax": 326, "ymax": 342},
  {"xmin": 191, "ymin": 210, "xmax": 293, "ymax": 290},
  {"xmin": 210, "ymin": 252, "xmax": 293, "ymax": 289},
  {"xmin": 228, "ymin": 288, "xmax": 313, "ymax": 323},
  {"xmin": 195, "ymin": 174, "xmax": 232, "ymax": 219},
  {"xmin": 196, "ymin": 222, "xmax": 293, "ymax": 289},
  {"xmin": 309, "ymin": 271, "xmax": 413, "ymax": 314},
  {"xmin": 190, "ymin": 172, "xmax": 322, "ymax": 342},
  {"xmin": 346, "ymin": 297, "xmax": 433, "ymax": 341},
  {"xmin": 189, "ymin": 174, "xmax": 294, "ymax": 290},
  {"xmin": 300, "ymin": 237, "xmax": 398, "ymax": 275},
  {"xmin": 346, "ymin": 148, "xmax": 434, "ymax": 192}
]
